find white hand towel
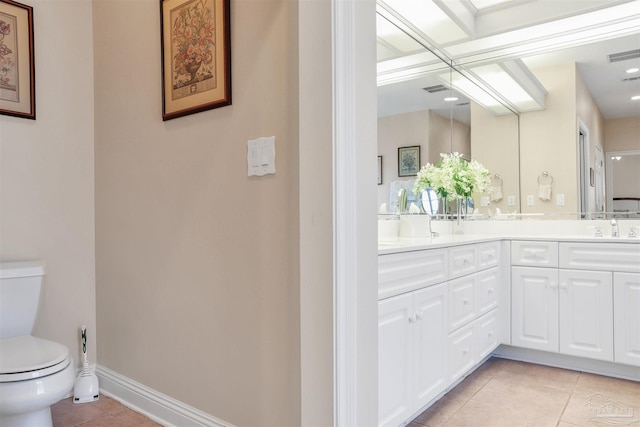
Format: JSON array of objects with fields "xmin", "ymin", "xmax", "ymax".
[
  {"xmin": 490, "ymin": 186, "xmax": 503, "ymax": 202},
  {"xmin": 538, "ymin": 184, "xmax": 552, "ymax": 201}
]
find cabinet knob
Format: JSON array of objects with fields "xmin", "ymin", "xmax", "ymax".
[
  {"xmin": 488, "ymin": 288, "xmax": 494, "ymax": 294},
  {"xmin": 416, "ymin": 311, "xmax": 423, "ymax": 321},
  {"xmin": 463, "ymin": 299, "xmax": 470, "ymax": 305}
]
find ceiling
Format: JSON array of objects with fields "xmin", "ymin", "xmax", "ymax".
[{"xmin": 377, "ymin": 0, "xmax": 640, "ymax": 122}]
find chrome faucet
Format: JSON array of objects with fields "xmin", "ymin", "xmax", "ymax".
[{"xmin": 610, "ymin": 219, "xmax": 619, "ymax": 237}]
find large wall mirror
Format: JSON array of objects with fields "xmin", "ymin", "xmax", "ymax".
[{"xmin": 376, "ymin": 0, "xmax": 640, "ymax": 219}]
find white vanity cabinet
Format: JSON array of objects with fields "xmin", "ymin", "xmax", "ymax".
[
  {"xmin": 511, "ymin": 240, "xmax": 639, "ymax": 365},
  {"xmin": 378, "ymin": 240, "xmax": 502, "ymax": 427},
  {"xmin": 613, "ymin": 272, "xmax": 640, "ymax": 366},
  {"xmin": 446, "ymin": 242, "xmax": 501, "ymax": 385},
  {"xmin": 378, "ymin": 283, "xmax": 447, "ymax": 427}
]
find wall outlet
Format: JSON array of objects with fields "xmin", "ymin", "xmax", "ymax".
[
  {"xmin": 526, "ymin": 195, "xmax": 534, "ymax": 206},
  {"xmin": 480, "ymin": 196, "xmax": 490, "ymax": 207},
  {"xmin": 507, "ymin": 195, "xmax": 516, "ymax": 206}
]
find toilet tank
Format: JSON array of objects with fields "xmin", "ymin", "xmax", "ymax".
[{"xmin": 0, "ymin": 261, "xmax": 45, "ymax": 339}]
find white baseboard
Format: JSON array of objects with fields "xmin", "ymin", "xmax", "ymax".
[
  {"xmin": 493, "ymin": 345, "xmax": 640, "ymax": 381},
  {"xmin": 96, "ymin": 365, "xmax": 234, "ymax": 427}
]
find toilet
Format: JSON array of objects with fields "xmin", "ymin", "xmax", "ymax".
[{"xmin": 0, "ymin": 261, "xmax": 76, "ymax": 427}]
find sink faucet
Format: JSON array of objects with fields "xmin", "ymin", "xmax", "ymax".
[{"xmin": 610, "ymin": 219, "xmax": 619, "ymax": 237}]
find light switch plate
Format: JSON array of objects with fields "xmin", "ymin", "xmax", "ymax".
[
  {"xmin": 526, "ymin": 195, "xmax": 534, "ymax": 206},
  {"xmin": 247, "ymin": 136, "xmax": 276, "ymax": 176}
]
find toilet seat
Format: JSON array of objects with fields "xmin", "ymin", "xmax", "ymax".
[{"xmin": 0, "ymin": 336, "xmax": 71, "ymax": 382}]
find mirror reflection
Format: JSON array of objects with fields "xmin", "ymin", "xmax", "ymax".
[{"xmin": 376, "ymin": 0, "xmax": 640, "ymax": 220}]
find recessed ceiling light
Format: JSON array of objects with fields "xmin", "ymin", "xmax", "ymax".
[
  {"xmin": 444, "ymin": 96, "xmax": 459, "ymax": 102},
  {"xmin": 632, "ymin": 95, "xmax": 640, "ymax": 101},
  {"xmin": 626, "ymin": 67, "xmax": 640, "ymax": 74}
]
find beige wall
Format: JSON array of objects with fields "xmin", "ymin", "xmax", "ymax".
[
  {"xmin": 576, "ymin": 67, "xmax": 605, "ymax": 214},
  {"xmin": 519, "ymin": 63, "xmax": 578, "ymax": 214},
  {"xmin": 428, "ymin": 110, "xmax": 470, "ymax": 161},
  {"xmin": 470, "ymin": 102, "xmax": 520, "ymax": 213},
  {"xmin": 93, "ymin": 1, "xmax": 299, "ymax": 425},
  {"xmin": 377, "ymin": 110, "xmax": 470, "ymax": 208},
  {"xmin": 605, "ymin": 117, "xmax": 640, "ymax": 152},
  {"xmin": 605, "ymin": 117, "xmax": 640, "ymax": 200},
  {"xmin": 0, "ymin": 0, "xmax": 96, "ymax": 365}
]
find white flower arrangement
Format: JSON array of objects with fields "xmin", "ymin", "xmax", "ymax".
[{"xmin": 413, "ymin": 152, "xmax": 491, "ymax": 200}]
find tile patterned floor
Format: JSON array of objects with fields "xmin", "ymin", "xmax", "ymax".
[
  {"xmin": 52, "ymin": 395, "xmax": 161, "ymax": 427},
  {"xmin": 51, "ymin": 358, "xmax": 639, "ymax": 427},
  {"xmin": 408, "ymin": 357, "xmax": 640, "ymax": 427}
]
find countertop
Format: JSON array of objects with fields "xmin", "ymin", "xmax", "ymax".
[{"xmin": 378, "ymin": 234, "xmax": 640, "ymax": 255}]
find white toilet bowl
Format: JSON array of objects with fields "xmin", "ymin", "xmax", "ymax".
[
  {"xmin": 0, "ymin": 261, "xmax": 77, "ymax": 427},
  {"xmin": 0, "ymin": 336, "xmax": 76, "ymax": 427}
]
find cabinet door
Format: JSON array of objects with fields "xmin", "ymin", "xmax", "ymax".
[
  {"xmin": 477, "ymin": 267, "xmax": 499, "ymax": 316},
  {"xmin": 476, "ymin": 310, "xmax": 500, "ymax": 360},
  {"xmin": 511, "ymin": 267, "xmax": 559, "ymax": 352},
  {"xmin": 614, "ymin": 272, "xmax": 640, "ymax": 366},
  {"xmin": 449, "ymin": 275, "xmax": 476, "ymax": 331},
  {"xmin": 559, "ymin": 270, "xmax": 613, "ymax": 361},
  {"xmin": 378, "ymin": 293, "xmax": 413, "ymax": 427},
  {"xmin": 412, "ymin": 283, "xmax": 448, "ymax": 410},
  {"xmin": 447, "ymin": 322, "xmax": 475, "ymax": 381}
]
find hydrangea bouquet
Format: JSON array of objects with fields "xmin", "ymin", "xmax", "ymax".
[{"xmin": 413, "ymin": 152, "xmax": 491, "ymax": 200}]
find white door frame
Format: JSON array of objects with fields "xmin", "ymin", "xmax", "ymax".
[{"xmin": 333, "ymin": 1, "xmax": 378, "ymax": 426}]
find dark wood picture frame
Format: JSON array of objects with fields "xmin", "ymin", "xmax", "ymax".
[
  {"xmin": 398, "ymin": 145, "xmax": 420, "ymax": 177},
  {"xmin": 160, "ymin": 0, "xmax": 231, "ymax": 121},
  {"xmin": 0, "ymin": 0, "xmax": 35, "ymax": 120}
]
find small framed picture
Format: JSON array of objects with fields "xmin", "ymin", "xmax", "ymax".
[
  {"xmin": 0, "ymin": 0, "xmax": 36, "ymax": 120},
  {"xmin": 377, "ymin": 156, "xmax": 383, "ymax": 185},
  {"xmin": 398, "ymin": 145, "xmax": 420, "ymax": 177}
]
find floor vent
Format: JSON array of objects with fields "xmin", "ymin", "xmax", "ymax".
[{"xmin": 608, "ymin": 49, "xmax": 640, "ymax": 63}]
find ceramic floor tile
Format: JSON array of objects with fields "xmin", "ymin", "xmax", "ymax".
[
  {"xmin": 462, "ymin": 377, "xmax": 572, "ymax": 426},
  {"xmin": 562, "ymin": 377, "xmax": 640, "ymax": 427},
  {"xmin": 412, "ymin": 392, "xmax": 470, "ymax": 427},
  {"xmin": 442, "ymin": 396, "xmax": 560, "ymax": 427},
  {"xmin": 574, "ymin": 372, "xmax": 640, "ymax": 406},
  {"xmin": 492, "ymin": 359, "xmax": 581, "ymax": 392}
]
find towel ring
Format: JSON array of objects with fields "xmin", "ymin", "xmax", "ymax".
[{"xmin": 537, "ymin": 171, "xmax": 554, "ymax": 185}]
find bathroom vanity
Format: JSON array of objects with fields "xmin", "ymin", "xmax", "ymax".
[{"xmin": 377, "ymin": 223, "xmax": 640, "ymax": 427}]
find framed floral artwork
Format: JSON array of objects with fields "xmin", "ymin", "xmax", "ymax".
[
  {"xmin": 160, "ymin": 0, "xmax": 231, "ymax": 121},
  {"xmin": 398, "ymin": 145, "xmax": 420, "ymax": 177},
  {"xmin": 0, "ymin": 0, "xmax": 35, "ymax": 120}
]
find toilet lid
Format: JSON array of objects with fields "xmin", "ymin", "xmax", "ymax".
[{"xmin": 0, "ymin": 335, "xmax": 70, "ymax": 382}]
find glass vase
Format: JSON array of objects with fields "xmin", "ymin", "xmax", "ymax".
[{"xmin": 454, "ymin": 198, "xmax": 464, "ymax": 234}]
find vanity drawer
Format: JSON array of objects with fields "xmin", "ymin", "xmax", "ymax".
[
  {"xmin": 511, "ymin": 241, "xmax": 558, "ymax": 268},
  {"xmin": 449, "ymin": 244, "xmax": 478, "ymax": 279},
  {"xmin": 378, "ymin": 249, "xmax": 448, "ymax": 300},
  {"xmin": 478, "ymin": 241, "xmax": 500, "ymax": 270},
  {"xmin": 559, "ymin": 242, "xmax": 640, "ymax": 273}
]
